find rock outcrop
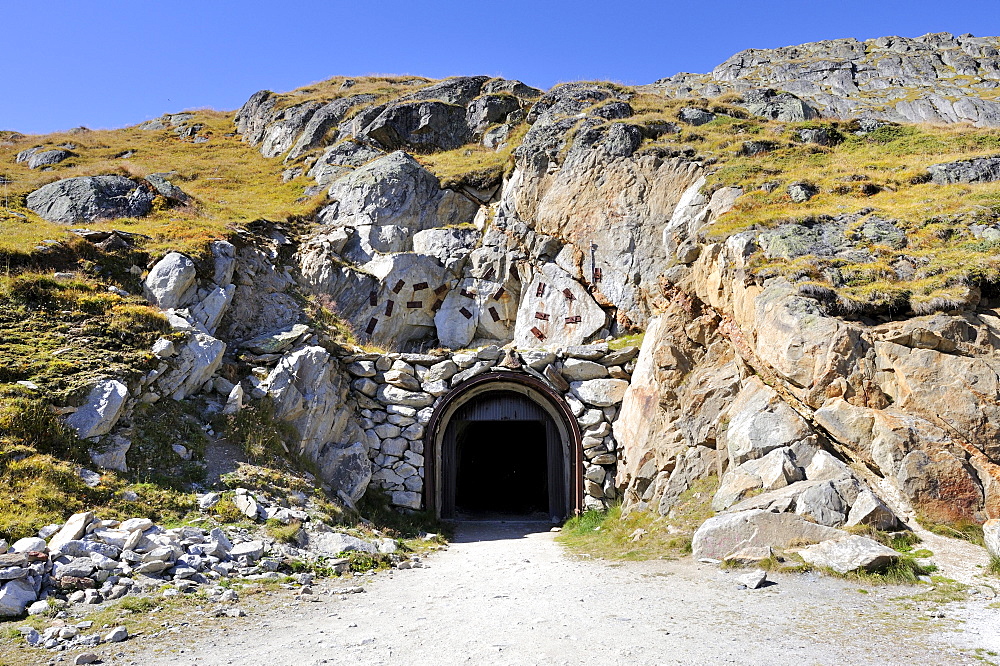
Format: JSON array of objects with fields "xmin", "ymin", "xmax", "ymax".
[
  {"xmin": 26, "ymin": 176, "xmax": 154, "ymax": 224},
  {"xmin": 647, "ymin": 32, "xmax": 1000, "ymax": 127}
]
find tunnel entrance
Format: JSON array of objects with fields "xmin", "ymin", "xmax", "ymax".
[
  {"xmin": 454, "ymin": 419, "xmax": 549, "ymax": 517},
  {"xmin": 426, "ymin": 373, "xmax": 583, "ymax": 522}
]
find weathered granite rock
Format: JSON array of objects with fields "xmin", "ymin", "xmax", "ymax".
[
  {"xmin": 88, "ymin": 434, "xmax": 131, "ymax": 473},
  {"xmin": 570, "ymin": 378, "xmax": 629, "ymax": 407},
  {"xmin": 48, "ymin": 512, "xmax": 94, "ymax": 553},
  {"xmin": 0, "ymin": 579, "xmax": 36, "ymax": 617},
  {"xmin": 513, "ymin": 263, "xmax": 606, "ymax": 348},
  {"xmin": 300, "ymin": 531, "xmax": 376, "ymax": 556},
  {"xmin": 144, "ymin": 252, "xmax": 197, "ymax": 310},
  {"xmin": 985, "ymin": 519, "xmax": 1000, "ymax": 557},
  {"xmin": 928, "ymin": 156, "xmax": 1000, "ymax": 184},
  {"xmin": 155, "ymin": 333, "xmax": 226, "ymax": 400},
  {"xmin": 26, "ymin": 176, "xmax": 154, "ymax": 224},
  {"xmin": 26, "ymin": 148, "xmax": 74, "ymax": 169},
  {"xmin": 318, "ymin": 152, "xmax": 478, "ymax": 263},
  {"xmin": 260, "ymin": 346, "xmax": 351, "ymax": 465},
  {"xmin": 647, "ymin": 33, "xmax": 1000, "ymax": 128},
  {"xmin": 66, "ymin": 380, "xmax": 128, "ymax": 440},
  {"xmin": 798, "ymin": 535, "xmax": 900, "ymax": 574},
  {"xmin": 691, "ymin": 509, "xmax": 846, "ymax": 560},
  {"xmin": 362, "ymin": 100, "xmax": 471, "ymax": 152},
  {"xmin": 724, "ymin": 378, "xmax": 816, "ymax": 467}
]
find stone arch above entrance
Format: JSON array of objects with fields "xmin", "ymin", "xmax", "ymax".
[{"xmin": 425, "ymin": 372, "xmax": 583, "ymax": 521}]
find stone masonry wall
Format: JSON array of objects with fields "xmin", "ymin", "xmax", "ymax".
[{"xmin": 337, "ymin": 342, "xmax": 638, "ymax": 512}]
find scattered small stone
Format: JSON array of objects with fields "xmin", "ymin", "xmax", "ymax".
[
  {"xmin": 73, "ymin": 653, "xmax": 100, "ymax": 665},
  {"xmin": 104, "ymin": 626, "xmax": 128, "ymax": 643},
  {"xmin": 738, "ymin": 570, "xmax": 768, "ymax": 590}
]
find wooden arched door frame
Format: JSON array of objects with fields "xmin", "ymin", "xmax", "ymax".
[{"xmin": 424, "ymin": 371, "xmax": 583, "ymax": 520}]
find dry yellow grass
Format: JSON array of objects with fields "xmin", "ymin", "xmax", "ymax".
[
  {"xmin": 0, "ymin": 110, "xmax": 324, "ymax": 259},
  {"xmin": 270, "ymin": 75, "xmax": 433, "ymax": 110}
]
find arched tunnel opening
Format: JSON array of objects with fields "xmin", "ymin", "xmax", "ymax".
[
  {"xmin": 453, "ymin": 419, "xmax": 549, "ymax": 516},
  {"xmin": 427, "ymin": 374, "xmax": 583, "ymax": 522}
]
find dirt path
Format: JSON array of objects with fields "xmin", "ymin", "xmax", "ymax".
[{"xmin": 107, "ymin": 521, "xmax": 1000, "ymax": 666}]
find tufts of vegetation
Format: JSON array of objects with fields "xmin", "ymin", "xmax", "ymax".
[
  {"xmin": 0, "ymin": 271, "xmax": 170, "ymax": 400},
  {"xmin": 417, "ymin": 122, "xmax": 529, "ymax": 190},
  {"xmin": 921, "ymin": 518, "xmax": 986, "ymax": 547},
  {"xmin": 266, "ymin": 518, "xmax": 303, "ymax": 544},
  {"xmin": 843, "ymin": 555, "xmax": 937, "ymax": 585},
  {"xmin": 356, "ymin": 487, "xmax": 448, "ymax": 541},
  {"xmin": 127, "ymin": 400, "xmax": 210, "ymax": 488},
  {"xmin": 0, "ymin": 442, "xmax": 195, "ymax": 541},
  {"xmin": 608, "ymin": 332, "xmax": 644, "ymax": 351},
  {"xmin": 846, "ymin": 524, "xmax": 923, "ymax": 553},
  {"xmin": 558, "ymin": 476, "xmax": 718, "ymax": 560},
  {"xmin": 987, "ymin": 553, "xmax": 1000, "ymax": 577},
  {"xmin": 223, "ymin": 397, "xmax": 298, "ymax": 463},
  {"xmin": 269, "ymin": 75, "xmax": 432, "ymax": 111}
]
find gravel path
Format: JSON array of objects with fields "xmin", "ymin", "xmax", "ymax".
[{"xmin": 119, "ymin": 521, "xmax": 1000, "ymax": 666}]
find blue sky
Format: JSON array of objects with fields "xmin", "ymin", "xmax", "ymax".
[{"xmin": 5, "ymin": 0, "xmax": 1000, "ymax": 134}]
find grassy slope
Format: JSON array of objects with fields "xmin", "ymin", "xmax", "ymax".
[{"xmin": 0, "ymin": 111, "xmax": 322, "ymax": 261}]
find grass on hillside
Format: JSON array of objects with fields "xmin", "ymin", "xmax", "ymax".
[
  {"xmin": 557, "ymin": 476, "xmax": 717, "ymax": 560},
  {"xmin": 268, "ymin": 75, "xmax": 432, "ymax": 111},
  {"xmin": 0, "ymin": 271, "xmax": 170, "ymax": 399},
  {"xmin": 0, "ymin": 110, "xmax": 324, "ymax": 261}
]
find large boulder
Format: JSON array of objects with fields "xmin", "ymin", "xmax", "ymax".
[
  {"xmin": 301, "ymin": 251, "xmax": 452, "ymax": 349},
  {"xmin": 65, "ymin": 380, "xmax": 128, "ymax": 440},
  {"xmin": 317, "ymin": 151, "xmax": 478, "ymax": 264},
  {"xmin": 928, "ymin": 156, "xmax": 1000, "ymax": 185},
  {"xmin": 798, "ymin": 535, "xmax": 900, "ymax": 574},
  {"xmin": 286, "ymin": 94, "xmax": 378, "ymax": 160},
  {"xmin": 740, "ymin": 89, "xmax": 818, "ymax": 122},
  {"xmin": 691, "ymin": 508, "xmax": 845, "ymax": 560},
  {"xmin": 308, "ymin": 139, "xmax": 385, "ymax": 187},
  {"xmin": 259, "ymin": 346, "xmax": 351, "ymax": 463},
  {"xmin": 316, "ymin": 442, "xmax": 372, "ymax": 507},
  {"xmin": 513, "ymin": 262, "xmax": 606, "ymax": 348},
  {"xmin": 300, "ymin": 531, "xmax": 377, "ymax": 557},
  {"xmin": 723, "ymin": 377, "xmax": 816, "ymax": 466},
  {"xmin": 362, "ymin": 101, "xmax": 471, "ymax": 152},
  {"xmin": 26, "ymin": 176, "xmax": 154, "ymax": 224},
  {"xmin": 26, "ymin": 148, "xmax": 74, "ymax": 169},
  {"xmin": 144, "ymin": 252, "xmax": 198, "ymax": 310},
  {"xmin": 154, "ymin": 333, "xmax": 226, "ymax": 400}
]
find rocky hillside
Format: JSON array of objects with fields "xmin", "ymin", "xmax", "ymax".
[
  {"xmin": 2, "ymin": 31, "xmax": 1000, "ymax": 608},
  {"xmin": 648, "ymin": 32, "xmax": 1000, "ymax": 126}
]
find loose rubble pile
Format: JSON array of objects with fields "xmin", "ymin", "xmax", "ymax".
[{"xmin": 0, "ymin": 503, "xmax": 421, "ymax": 637}]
